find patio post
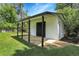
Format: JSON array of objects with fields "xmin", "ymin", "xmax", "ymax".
[
  {"xmin": 42, "ymin": 16, "xmax": 44, "ymax": 47},
  {"xmin": 28, "ymin": 19, "xmax": 30, "ymax": 43},
  {"xmin": 17, "ymin": 22, "xmax": 19, "ymax": 37},
  {"xmin": 21, "ymin": 21, "xmax": 24, "ymax": 39}
]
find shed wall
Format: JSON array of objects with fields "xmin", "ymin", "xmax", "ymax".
[{"xmin": 30, "ymin": 14, "xmax": 64, "ymax": 39}]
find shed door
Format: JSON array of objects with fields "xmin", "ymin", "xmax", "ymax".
[{"xmin": 36, "ymin": 22, "xmax": 45, "ymax": 37}]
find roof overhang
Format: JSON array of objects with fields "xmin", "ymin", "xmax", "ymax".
[{"xmin": 18, "ymin": 11, "xmax": 63, "ymax": 22}]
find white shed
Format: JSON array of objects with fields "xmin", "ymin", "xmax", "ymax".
[{"xmin": 22, "ymin": 11, "xmax": 65, "ymax": 40}]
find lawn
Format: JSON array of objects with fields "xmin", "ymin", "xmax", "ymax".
[{"xmin": 0, "ymin": 32, "xmax": 79, "ymax": 56}]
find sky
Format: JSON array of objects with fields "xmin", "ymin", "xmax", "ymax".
[{"xmin": 23, "ymin": 3, "xmax": 56, "ymax": 16}]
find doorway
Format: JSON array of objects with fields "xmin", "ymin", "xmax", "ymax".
[{"xmin": 36, "ymin": 22, "xmax": 46, "ymax": 37}]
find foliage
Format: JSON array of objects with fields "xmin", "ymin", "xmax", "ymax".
[
  {"xmin": 62, "ymin": 7, "xmax": 79, "ymax": 31},
  {"xmin": 14, "ymin": 3, "xmax": 28, "ymax": 32},
  {"xmin": 16, "ymin": 3, "xmax": 28, "ymax": 20},
  {"xmin": 0, "ymin": 3, "xmax": 27, "ymax": 31},
  {"xmin": 0, "ymin": 4, "xmax": 17, "ymax": 23},
  {"xmin": 56, "ymin": 3, "xmax": 72, "ymax": 10},
  {"xmin": 56, "ymin": 4, "xmax": 67, "ymax": 10},
  {"xmin": 0, "ymin": 4, "xmax": 17, "ymax": 31},
  {"xmin": 56, "ymin": 4, "xmax": 79, "ymax": 36}
]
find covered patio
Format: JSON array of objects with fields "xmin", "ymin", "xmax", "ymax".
[
  {"xmin": 16, "ymin": 11, "xmax": 65, "ymax": 48},
  {"xmin": 22, "ymin": 33, "xmax": 48, "ymax": 46},
  {"xmin": 16, "ymin": 32, "xmax": 69, "ymax": 48},
  {"xmin": 17, "ymin": 12, "xmax": 48, "ymax": 48}
]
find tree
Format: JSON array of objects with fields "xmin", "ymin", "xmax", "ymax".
[
  {"xmin": 14, "ymin": 3, "xmax": 28, "ymax": 32},
  {"xmin": 56, "ymin": 3, "xmax": 72, "ymax": 10},
  {"xmin": 56, "ymin": 3, "xmax": 79, "ymax": 37},
  {"xmin": 0, "ymin": 4, "xmax": 17, "ymax": 23},
  {"xmin": 0, "ymin": 4, "xmax": 17, "ymax": 31},
  {"xmin": 0, "ymin": 3, "xmax": 28, "ymax": 32}
]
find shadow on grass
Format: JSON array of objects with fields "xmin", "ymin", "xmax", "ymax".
[
  {"xmin": 11, "ymin": 35, "xmax": 79, "ymax": 56},
  {"xmin": 11, "ymin": 36, "xmax": 47, "ymax": 56},
  {"xmin": 11, "ymin": 35, "xmax": 43, "ymax": 48}
]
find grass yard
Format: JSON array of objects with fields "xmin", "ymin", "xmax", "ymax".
[{"xmin": 0, "ymin": 32, "xmax": 79, "ymax": 56}]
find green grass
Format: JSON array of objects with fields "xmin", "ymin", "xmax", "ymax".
[
  {"xmin": 0, "ymin": 32, "xmax": 30, "ymax": 56},
  {"xmin": 0, "ymin": 32, "xmax": 79, "ymax": 56}
]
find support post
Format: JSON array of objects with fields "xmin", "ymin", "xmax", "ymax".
[
  {"xmin": 42, "ymin": 16, "xmax": 44, "ymax": 47},
  {"xmin": 28, "ymin": 19, "xmax": 30, "ymax": 43},
  {"xmin": 21, "ymin": 21, "xmax": 24, "ymax": 39},
  {"xmin": 17, "ymin": 23, "xmax": 19, "ymax": 37}
]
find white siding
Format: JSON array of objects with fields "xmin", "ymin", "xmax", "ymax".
[
  {"xmin": 44, "ymin": 14, "xmax": 59, "ymax": 39},
  {"xmin": 30, "ymin": 17, "xmax": 42, "ymax": 36},
  {"xmin": 57, "ymin": 16, "xmax": 65, "ymax": 39},
  {"xmin": 30, "ymin": 14, "xmax": 64, "ymax": 39}
]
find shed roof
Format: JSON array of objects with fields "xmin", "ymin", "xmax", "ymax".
[{"xmin": 18, "ymin": 11, "xmax": 63, "ymax": 22}]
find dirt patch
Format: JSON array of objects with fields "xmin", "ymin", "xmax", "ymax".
[
  {"xmin": 44, "ymin": 40, "xmax": 69, "ymax": 48},
  {"xmin": 23, "ymin": 35, "xmax": 72, "ymax": 48}
]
